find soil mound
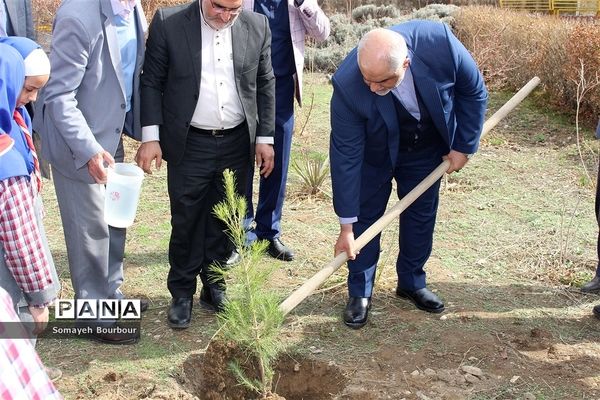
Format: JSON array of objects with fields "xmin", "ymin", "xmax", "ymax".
[{"xmin": 183, "ymin": 340, "xmax": 348, "ymax": 400}]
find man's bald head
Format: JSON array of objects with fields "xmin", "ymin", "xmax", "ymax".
[
  {"xmin": 357, "ymin": 28, "xmax": 408, "ymax": 78},
  {"xmin": 356, "ymin": 28, "xmax": 409, "ymax": 96}
]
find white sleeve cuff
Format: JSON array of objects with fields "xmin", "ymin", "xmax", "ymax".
[
  {"xmin": 256, "ymin": 136, "xmax": 274, "ymax": 145},
  {"xmin": 339, "ymin": 217, "xmax": 358, "ymax": 224},
  {"xmin": 142, "ymin": 125, "xmax": 160, "ymax": 143}
]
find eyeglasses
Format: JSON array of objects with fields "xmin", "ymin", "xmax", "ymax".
[{"xmin": 209, "ymin": 0, "xmax": 242, "ymax": 15}]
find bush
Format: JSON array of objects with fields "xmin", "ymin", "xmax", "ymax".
[
  {"xmin": 305, "ymin": 4, "xmax": 457, "ymax": 72},
  {"xmin": 453, "ymin": 6, "xmax": 600, "ymax": 127},
  {"xmin": 352, "ymin": 4, "xmax": 401, "ymax": 22}
]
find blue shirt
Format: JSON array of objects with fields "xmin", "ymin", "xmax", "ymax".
[{"xmin": 113, "ymin": 11, "xmax": 138, "ymax": 112}]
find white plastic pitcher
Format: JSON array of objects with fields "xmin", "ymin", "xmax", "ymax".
[{"xmin": 104, "ymin": 163, "xmax": 144, "ymax": 228}]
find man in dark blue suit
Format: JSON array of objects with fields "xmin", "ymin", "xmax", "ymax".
[
  {"xmin": 590, "ymin": 118, "xmax": 600, "ymax": 319},
  {"xmin": 330, "ymin": 21, "xmax": 488, "ymax": 329},
  {"xmin": 582, "ymin": 118, "xmax": 600, "ymax": 296}
]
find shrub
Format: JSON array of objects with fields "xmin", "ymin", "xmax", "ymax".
[
  {"xmin": 453, "ymin": 6, "xmax": 600, "ymax": 127},
  {"xmin": 305, "ymin": 4, "xmax": 457, "ymax": 72},
  {"xmin": 352, "ymin": 4, "xmax": 401, "ymax": 22},
  {"xmin": 291, "ymin": 152, "xmax": 330, "ymax": 196}
]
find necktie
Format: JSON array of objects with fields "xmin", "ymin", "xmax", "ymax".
[{"xmin": 13, "ymin": 110, "xmax": 42, "ymax": 193}]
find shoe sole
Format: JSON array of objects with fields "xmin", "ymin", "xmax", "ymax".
[
  {"xmin": 396, "ymin": 290, "xmax": 445, "ymax": 314},
  {"xmin": 343, "ymin": 319, "xmax": 368, "ymax": 329},
  {"xmin": 199, "ymin": 299, "xmax": 222, "ymax": 314},
  {"xmin": 581, "ymin": 288, "xmax": 600, "ymax": 294},
  {"xmin": 167, "ymin": 320, "xmax": 191, "ymax": 329},
  {"xmin": 267, "ymin": 250, "xmax": 294, "ymax": 262}
]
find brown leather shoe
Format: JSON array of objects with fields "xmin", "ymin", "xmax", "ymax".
[{"xmin": 88, "ymin": 324, "xmax": 139, "ymax": 345}]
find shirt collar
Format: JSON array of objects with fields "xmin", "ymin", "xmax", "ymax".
[{"xmin": 110, "ymin": 0, "xmax": 136, "ymax": 19}]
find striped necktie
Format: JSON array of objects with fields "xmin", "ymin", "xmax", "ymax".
[{"xmin": 13, "ymin": 110, "xmax": 42, "ymax": 193}]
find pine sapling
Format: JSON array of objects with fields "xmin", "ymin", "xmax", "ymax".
[{"xmin": 211, "ymin": 169, "xmax": 285, "ymax": 399}]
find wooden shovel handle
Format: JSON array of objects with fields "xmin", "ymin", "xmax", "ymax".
[{"xmin": 279, "ymin": 76, "xmax": 541, "ymax": 316}]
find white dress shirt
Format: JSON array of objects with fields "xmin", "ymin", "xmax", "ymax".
[
  {"xmin": 191, "ymin": 16, "xmax": 244, "ymax": 130},
  {"xmin": 142, "ymin": 7, "xmax": 273, "ymax": 144}
]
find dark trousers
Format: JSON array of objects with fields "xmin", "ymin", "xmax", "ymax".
[
  {"xmin": 166, "ymin": 125, "xmax": 250, "ymax": 298},
  {"xmin": 245, "ymin": 74, "xmax": 295, "ymax": 240},
  {"xmin": 596, "ymin": 159, "xmax": 600, "ymax": 277},
  {"xmin": 347, "ymin": 145, "xmax": 446, "ymax": 298}
]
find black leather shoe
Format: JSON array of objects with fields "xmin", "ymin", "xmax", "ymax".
[
  {"xmin": 396, "ymin": 287, "xmax": 445, "ymax": 313},
  {"xmin": 581, "ymin": 276, "xmax": 600, "ymax": 293},
  {"xmin": 199, "ymin": 287, "xmax": 226, "ymax": 313},
  {"xmin": 88, "ymin": 324, "xmax": 140, "ymax": 345},
  {"xmin": 267, "ymin": 238, "xmax": 294, "ymax": 261},
  {"xmin": 343, "ymin": 297, "xmax": 371, "ymax": 329},
  {"xmin": 167, "ymin": 297, "xmax": 193, "ymax": 329},
  {"xmin": 594, "ymin": 304, "xmax": 600, "ymax": 320},
  {"xmin": 224, "ymin": 250, "xmax": 241, "ymax": 267},
  {"xmin": 140, "ymin": 299, "xmax": 149, "ymax": 313}
]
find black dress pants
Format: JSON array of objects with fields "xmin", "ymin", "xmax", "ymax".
[{"xmin": 166, "ymin": 124, "xmax": 250, "ymax": 298}]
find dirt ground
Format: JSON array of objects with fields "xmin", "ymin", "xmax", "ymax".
[{"xmin": 36, "ymin": 79, "xmax": 600, "ymax": 399}]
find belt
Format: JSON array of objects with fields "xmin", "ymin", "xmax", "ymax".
[{"xmin": 189, "ymin": 123, "xmax": 244, "ymax": 137}]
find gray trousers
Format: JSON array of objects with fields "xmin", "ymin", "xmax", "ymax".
[{"xmin": 52, "ymin": 155, "xmax": 127, "ymax": 326}]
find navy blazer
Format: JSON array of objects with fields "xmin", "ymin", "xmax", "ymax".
[{"xmin": 329, "ymin": 20, "xmax": 488, "ymax": 219}]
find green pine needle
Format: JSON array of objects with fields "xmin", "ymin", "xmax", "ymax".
[{"xmin": 211, "ymin": 169, "xmax": 286, "ymax": 397}]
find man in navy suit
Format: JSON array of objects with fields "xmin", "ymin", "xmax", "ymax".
[
  {"xmin": 582, "ymin": 118, "xmax": 600, "ymax": 296},
  {"xmin": 590, "ymin": 118, "xmax": 600, "ymax": 319},
  {"xmin": 330, "ymin": 22, "xmax": 488, "ymax": 329}
]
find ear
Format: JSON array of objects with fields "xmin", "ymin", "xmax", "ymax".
[{"xmin": 402, "ymin": 57, "xmax": 410, "ymax": 70}]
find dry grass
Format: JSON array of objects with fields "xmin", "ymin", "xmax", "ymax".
[
  {"xmin": 454, "ymin": 6, "xmax": 600, "ymax": 127},
  {"xmin": 33, "ymin": 71, "xmax": 600, "ymax": 400}
]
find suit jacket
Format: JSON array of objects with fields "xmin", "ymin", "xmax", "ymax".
[
  {"xmin": 34, "ymin": 0, "xmax": 147, "ymax": 183},
  {"xmin": 330, "ymin": 20, "xmax": 488, "ymax": 219},
  {"xmin": 141, "ymin": 1, "xmax": 275, "ymax": 166},
  {"xmin": 4, "ymin": 0, "xmax": 34, "ymax": 39},
  {"xmin": 242, "ymin": 0, "xmax": 329, "ymax": 106}
]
